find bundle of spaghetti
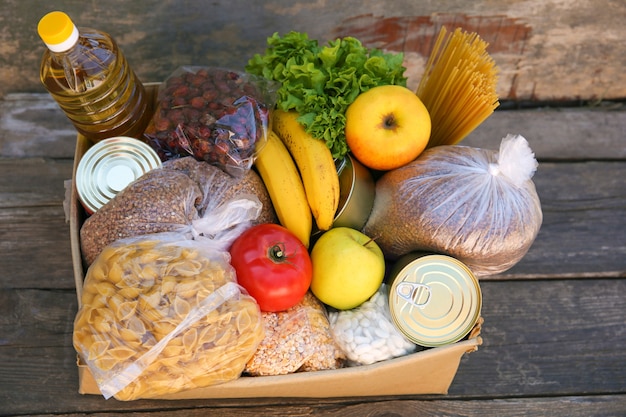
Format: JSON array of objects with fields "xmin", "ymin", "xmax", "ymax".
[{"xmin": 416, "ymin": 27, "xmax": 500, "ymax": 148}]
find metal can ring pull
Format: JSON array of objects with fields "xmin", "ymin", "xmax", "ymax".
[{"xmin": 396, "ymin": 282, "xmax": 431, "ymax": 308}]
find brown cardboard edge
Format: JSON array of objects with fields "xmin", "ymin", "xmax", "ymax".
[
  {"xmin": 70, "ymin": 135, "xmax": 89, "ymax": 309},
  {"xmin": 71, "ymin": 82, "xmax": 483, "ymax": 400},
  {"xmin": 77, "ymin": 336, "xmax": 482, "ymax": 399}
]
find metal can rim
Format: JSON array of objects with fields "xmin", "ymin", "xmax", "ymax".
[
  {"xmin": 388, "ymin": 254, "xmax": 482, "ymax": 347},
  {"xmin": 76, "ymin": 136, "xmax": 162, "ymax": 214}
]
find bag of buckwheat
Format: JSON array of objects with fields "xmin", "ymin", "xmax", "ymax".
[
  {"xmin": 80, "ymin": 157, "xmax": 277, "ymax": 265},
  {"xmin": 363, "ymin": 134, "xmax": 542, "ymax": 277}
]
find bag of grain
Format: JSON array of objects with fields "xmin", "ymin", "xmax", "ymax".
[
  {"xmin": 363, "ymin": 134, "xmax": 542, "ymax": 277},
  {"xmin": 80, "ymin": 157, "xmax": 277, "ymax": 265},
  {"xmin": 244, "ymin": 292, "xmax": 345, "ymax": 376}
]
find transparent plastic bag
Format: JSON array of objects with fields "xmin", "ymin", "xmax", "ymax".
[
  {"xmin": 363, "ymin": 134, "xmax": 543, "ymax": 276},
  {"xmin": 329, "ymin": 284, "xmax": 416, "ymax": 366},
  {"xmin": 73, "ymin": 196, "xmax": 266, "ymax": 400},
  {"xmin": 80, "ymin": 156, "xmax": 277, "ymax": 265},
  {"xmin": 143, "ymin": 66, "xmax": 278, "ymax": 178},
  {"xmin": 244, "ymin": 292, "xmax": 345, "ymax": 376}
]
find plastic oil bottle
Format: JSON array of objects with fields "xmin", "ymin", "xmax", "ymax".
[{"xmin": 37, "ymin": 11, "xmax": 151, "ymax": 142}]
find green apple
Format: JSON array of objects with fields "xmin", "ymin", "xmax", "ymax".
[{"xmin": 310, "ymin": 227, "xmax": 385, "ymax": 310}]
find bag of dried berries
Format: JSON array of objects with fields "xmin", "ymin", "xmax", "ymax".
[
  {"xmin": 363, "ymin": 134, "xmax": 543, "ymax": 277},
  {"xmin": 143, "ymin": 66, "xmax": 278, "ymax": 178}
]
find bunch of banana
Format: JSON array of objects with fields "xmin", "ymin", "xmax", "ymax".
[
  {"xmin": 255, "ymin": 130, "xmax": 313, "ymax": 248},
  {"xmin": 272, "ymin": 110, "xmax": 340, "ymax": 232}
]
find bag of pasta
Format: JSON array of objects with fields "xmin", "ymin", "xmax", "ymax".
[
  {"xmin": 363, "ymin": 134, "xmax": 542, "ymax": 277},
  {"xmin": 73, "ymin": 196, "xmax": 265, "ymax": 400}
]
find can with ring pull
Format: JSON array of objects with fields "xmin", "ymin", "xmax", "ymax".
[{"xmin": 387, "ymin": 252, "xmax": 482, "ymax": 348}]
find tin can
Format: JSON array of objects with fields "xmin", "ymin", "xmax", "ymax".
[
  {"xmin": 387, "ymin": 253, "xmax": 482, "ymax": 347},
  {"xmin": 333, "ymin": 153, "xmax": 376, "ymax": 230},
  {"xmin": 76, "ymin": 136, "xmax": 162, "ymax": 214}
]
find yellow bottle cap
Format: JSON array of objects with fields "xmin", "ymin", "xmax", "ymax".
[{"xmin": 38, "ymin": 11, "xmax": 78, "ymax": 51}]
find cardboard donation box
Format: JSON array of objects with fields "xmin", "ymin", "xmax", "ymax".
[{"xmin": 69, "ymin": 84, "xmax": 482, "ymax": 400}]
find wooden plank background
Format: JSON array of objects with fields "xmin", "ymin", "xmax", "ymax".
[
  {"xmin": 1, "ymin": 1, "xmax": 625, "ymax": 415},
  {"xmin": 2, "ymin": 94, "xmax": 625, "ymax": 287},
  {"xmin": 1, "ymin": 0, "xmax": 625, "ymax": 102}
]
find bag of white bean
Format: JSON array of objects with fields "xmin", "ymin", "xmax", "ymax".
[{"xmin": 328, "ymin": 284, "xmax": 416, "ymax": 366}]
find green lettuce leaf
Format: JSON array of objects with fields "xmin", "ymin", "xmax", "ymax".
[{"xmin": 246, "ymin": 31, "xmax": 407, "ymax": 159}]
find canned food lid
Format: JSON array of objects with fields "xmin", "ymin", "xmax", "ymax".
[
  {"xmin": 76, "ymin": 137, "xmax": 162, "ymax": 213},
  {"xmin": 388, "ymin": 254, "xmax": 482, "ymax": 347}
]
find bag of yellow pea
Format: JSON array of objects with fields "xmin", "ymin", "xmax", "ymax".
[{"xmin": 73, "ymin": 197, "xmax": 266, "ymax": 400}]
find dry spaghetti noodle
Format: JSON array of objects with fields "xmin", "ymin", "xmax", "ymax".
[{"xmin": 416, "ymin": 27, "xmax": 500, "ymax": 148}]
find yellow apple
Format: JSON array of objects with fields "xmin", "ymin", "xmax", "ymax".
[
  {"xmin": 345, "ymin": 85, "xmax": 431, "ymax": 171},
  {"xmin": 310, "ymin": 227, "xmax": 385, "ymax": 310}
]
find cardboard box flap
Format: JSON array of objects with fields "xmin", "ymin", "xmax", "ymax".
[{"xmin": 78, "ymin": 336, "xmax": 481, "ymax": 399}]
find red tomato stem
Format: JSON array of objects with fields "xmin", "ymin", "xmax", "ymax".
[
  {"xmin": 269, "ymin": 242, "xmax": 286, "ymax": 261},
  {"xmin": 268, "ymin": 241, "xmax": 303, "ymax": 268}
]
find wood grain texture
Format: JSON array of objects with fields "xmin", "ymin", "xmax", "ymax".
[
  {"xmin": 2, "ymin": 157, "xmax": 624, "ymax": 285},
  {"xmin": 1, "ymin": 278, "xmax": 625, "ymax": 414},
  {"xmin": 1, "ymin": 153, "xmax": 624, "ymax": 412},
  {"xmin": 2, "ymin": 94, "xmax": 624, "ymax": 160},
  {"xmin": 493, "ymin": 160, "xmax": 626, "ymax": 279},
  {"xmin": 1, "ymin": 0, "xmax": 625, "ymax": 101},
  {"xmin": 463, "ymin": 107, "xmax": 626, "ymax": 161},
  {"xmin": 1, "ymin": 69, "xmax": 625, "ymax": 415},
  {"xmin": 0, "ymin": 158, "xmax": 74, "ymax": 289}
]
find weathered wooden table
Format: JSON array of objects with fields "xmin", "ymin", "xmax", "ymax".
[{"xmin": 1, "ymin": 92, "xmax": 625, "ymax": 415}]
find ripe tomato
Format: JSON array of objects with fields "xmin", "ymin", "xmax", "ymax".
[{"xmin": 229, "ymin": 223, "xmax": 312, "ymax": 312}]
